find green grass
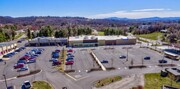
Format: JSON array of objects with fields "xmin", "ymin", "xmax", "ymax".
[
  {"xmin": 136, "ymin": 32, "xmax": 162, "ymax": 40},
  {"xmin": 95, "ymin": 76, "xmax": 122, "ymax": 88},
  {"xmin": 32, "ymin": 81, "xmax": 53, "ymax": 89},
  {"xmin": 98, "ymin": 31, "xmax": 105, "ymax": 36},
  {"xmin": 137, "ymin": 38, "xmax": 149, "ymax": 43},
  {"xmin": 15, "ymin": 32, "xmax": 24, "ymax": 39},
  {"xmin": 144, "ymin": 73, "xmax": 180, "ymax": 89}
]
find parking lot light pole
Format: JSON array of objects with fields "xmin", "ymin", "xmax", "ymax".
[
  {"xmin": 3, "ymin": 74, "xmax": 8, "ymax": 89},
  {"xmin": 122, "ymin": 47, "xmax": 132, "ymax": 62}
]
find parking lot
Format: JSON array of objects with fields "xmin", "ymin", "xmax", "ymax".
[
  {"xmin": 0, "ymin": 45, "xmax": 180, "ymax": 89},
  {"xmin": 0, "ymin": 47, "xmax": 42, "ymax": 80},
  {"xmin": 92, "ymin": 45, "xmax": 180, "ymax": 69},
  {"xmin": 67, "ymin": 48, "xmax": 99, "ymax": 78}
]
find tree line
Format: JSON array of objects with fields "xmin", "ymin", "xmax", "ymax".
[
  {"xmin": 27, "ymin": 26, "xmax": 92, "ymax": 39},
  {"xmin": 0, "ymin": 25, "xmax": 17, "ymax": 42},
  {"xmin": 103, "ymin": 28, "xmax": 127, "ymax": 36}
]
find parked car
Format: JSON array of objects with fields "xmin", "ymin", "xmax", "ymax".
[
  {"xmin": 119, "ymin": 55, "xmax": 126, "ymax": 59},
  {"xmin": 55, "ymin": 49, "xmax": 60, "ymax": 53},
  {"xmin": 7, "ymin": 86, "xmax": 14, "ymax": 89},
  {"xmin": 52, "ymin": 60, "xmax": 61, "ymax": 66},
  {"xmin": 67, "ymin": 49, "xmax": 73, "ymax": 53},
  {"xmin": 17, "ymin": 60, "xmax": 27, "ymax": 64},
  {"xmin": 6, "ymin": 53, "xmax": 13, "ymax": 57},
  {"xmin": 17, "ymin": 66, "xmax": 28, "ymax": 72},
  {"xmin": 15, "ymin": 49, "xmax": 21, "ymax": 53},
  {"xmin": 20, "ymin": 55, "xmax": 30, "ymax": 60},
  {"xmin": 52, "ymin": 53, "xmax": 59, "ymax": 58},
  {"xmin": 22, "ymin": 80, "xmax": 31, "ymax": 89},
  {"xmin": 3, "ymin": 54, "xmax": 11, "ymax": 58},
  {"xmin": 144, "ymin": 56, "xmax": 151, "ymax": 60},
  {"xmin": 14, "ymin": 63, "xmax": 25, "ymax": 69},
  {"xmin": 65, "ymin": 61, "xmax": 74, "ymax": 65},
  {"xmin": 17, "ymin": 40, "xmax": 22, "ymax": 43},
  {"xmin": 159, "ymin": 60, "xmax": 167, "ymax": 63},
  {"xmin": 49, "ymin": 58, "xmax": 58, "ymax": 62},
  {"xmin": 36, "ymin": 51, "xmax": 41, "ymax": 54},
  {"xmin": 0, "ymin": 59, "xmax": 3, "ymax": 62},
  {"xmin": 27, "ymin": 58, "xmax": 36, "ymax": 63},
  {"xmin": 10, "ymin": 52, "xmax": 16, "ymax": 55},
  {"xmin": 66, "ymin": 57, "xmax": 74, "ymax": 61},
  {"xmin": 101, "ymin": 60, "xmax": 108, "ymax": 63},
  {"xmin": 19, "ymin": 47, "xmax": 26, "ymax": 50}
]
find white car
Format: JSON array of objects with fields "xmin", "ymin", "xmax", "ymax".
[{"xmin": 22, "ymin": 80, "xmax": 31, "ymax": 89}]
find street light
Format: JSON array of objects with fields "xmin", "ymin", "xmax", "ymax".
[
  {"xmin": 3, "ymin": 74, "xmax": 8, "ymax": 89},
  {"xmin": 122, "ymin": 47, "xmax": 132, "ymax": 61}
]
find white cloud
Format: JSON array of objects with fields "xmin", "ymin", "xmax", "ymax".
[
  {"xmin": 88, "ymin": 8, "xmax": 180, "ymax": 19},
  {"xmin": 132, "ymin": 8, "xmax": 171, "ymax": 12}
]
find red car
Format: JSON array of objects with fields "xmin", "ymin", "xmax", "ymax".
[
  {"xmin": 65, "ymin": 61, "xmax": 74, "ymax": 65},
  {"xmin": 28, "ymin": 57, "xmax": 36, "ymax": 60},
  {"xmin": 55, "ymin": 49, "xmax": 60, "ymax": 53},
  {"xmin": 14, "ymin": 63, "xmax": 25, "ymax": 69},
  {"xmin": 20, "ymin": 55, "xmax": 30, "ymax": 60},
  {"xmin": 52, "ymin": 60, "xmax": 61, "ymax": 66},
  {"xmin": 67, "ymin": 49, "xmax": 73, "ymax": 53}
]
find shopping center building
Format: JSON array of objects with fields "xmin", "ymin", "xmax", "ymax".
[{"xmin": 68, "ymin": 35, "xmax": 136, "ymax": 47}]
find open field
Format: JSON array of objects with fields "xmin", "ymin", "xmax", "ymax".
[
  {"xmin": 136, "ymin": 32, "xmax": 162, "ymax": 40},
  {"xmin": 98, "ymin": 32, "xmax": 105, "ymax": 36},
  {"xmin": 144, "ymin": 73, "xmax": 180, "ymax": 89}
]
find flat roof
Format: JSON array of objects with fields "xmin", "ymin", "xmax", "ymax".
[
  {"xmin": 69, "ymin": 35, "xmax": 136, "ymax": 41},
  {"xmin": 166, "ymin": 68, "xmax": 180, "ymax": 76},
  {"xmin": 0, "ymin": 42, "xmax": 15, "ymax": 47}
]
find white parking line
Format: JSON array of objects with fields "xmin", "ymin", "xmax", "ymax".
[
  {"xmin": 78, "ymin": 70, "xmax": 81, "ymax": 72},
  {"xmin": 65, "ymin": 73, "xmax": 77, "ymax": 81},
  {"xmin": 148, "ymin": 66, "xmax": 152, "ymax": 68},
  {"xmin": 118, "ymin": 68, "xmax": 121, "ymax": 70},
  {"xmin": 124, "ymin": 67, "xmax": 127, "ymax": 69},
  {"xmin": 85, "ymin": 70, "xmax": 88, "ymax": 72}
]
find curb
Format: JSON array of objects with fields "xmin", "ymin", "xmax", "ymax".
[
  {"xmin": 0, "ymin": 77, "xmax": 17, "ymax": 82},
  {"xmin": 90, "ymin": 51, "xmax": 106, "ymax": 71}
]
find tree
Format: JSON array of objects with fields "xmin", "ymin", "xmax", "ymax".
[
  {"xmin": 27, "ymin": 29, "xmax": 32, "ymax": 39},
  {"xmin": 11, "ymin": 30, "xmax": 16, "ymax": 40}
]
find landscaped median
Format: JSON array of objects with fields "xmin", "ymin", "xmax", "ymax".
[
  {"xmin": 31, "ymin": 81, "xmax": 54, "ymax": 89},
  {"xmin": 144, "ymin": 73, "xmax": 180, "ymax": 89},
  {"xmin": 94, "ymin": 76, "xmax": 122, "ymax": 88}
]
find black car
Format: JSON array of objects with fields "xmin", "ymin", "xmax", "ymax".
[
  {"xmin": 159, "ymin": 60, "xmax": 167, "ymax": 63},
  {"xmin": 0, "ymin": 59, "xmax": 3, "ymax": 62},
  {"xmin": 17, "ymin": 40, "xmax": 22, "ymax": 43},
  {"xmin": 119, "ymin": 55, "xmax": 126, "ymax": 59},
  {"xmin": 144, "ymin": 56, "xmax": 151, "ymax": 60}
]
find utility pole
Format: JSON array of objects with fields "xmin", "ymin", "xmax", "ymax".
[{"xmin": 3, "ymin": 74, "xmax": 8, "ymax": 89}]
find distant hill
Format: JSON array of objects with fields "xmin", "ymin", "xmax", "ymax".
[
  {"xmin": 105, "ymin": 17, "xmax": 180, "ymax": 21},
  {"xmin": 0, "ymin": 16, "xmax": 180, "ymax": 28}
]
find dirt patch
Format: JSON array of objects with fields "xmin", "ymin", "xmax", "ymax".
[{"xmin": 129, "ymin": 65, "xmax": 147, "ymax": 69}]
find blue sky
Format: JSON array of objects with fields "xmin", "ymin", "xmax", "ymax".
[{"xmin": 0, "ymin": 0, "xmax": 180, "ymax": 18}]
